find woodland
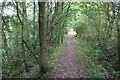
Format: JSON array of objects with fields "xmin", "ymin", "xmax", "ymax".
[{"xmin": 1, "ymin": 1, "xmax": 120, "ymax": 79}]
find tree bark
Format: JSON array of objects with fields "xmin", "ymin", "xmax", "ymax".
[
  {"xmin": 38, "ymin": 2, "xmax": 47, "ymax": 73},
  {"xmin": 116, "ymin": 12, "xmax": 120, "ymax": 71},
  {"xmin": 22, "ymin": 2, "xmax": 29, "ymax": 72}
]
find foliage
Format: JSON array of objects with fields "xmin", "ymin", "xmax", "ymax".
[
  {"xmin": 76, "ymin": 38, "xmax": 109, "ymax": 78},
  {"xmin": 1, "ymin": 1, "xmax": 120, "ymax": 78},
  {"xmin": 1, "ymin": 1, "xmax": 71, "ymax": 77},
  {"xmin": 74, "ymin": 2, "xmax": 120, "ymax": 78}
]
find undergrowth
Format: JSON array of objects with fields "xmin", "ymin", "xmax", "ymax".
[
  {"xmin": 75, "ymin": 38, "xmax": 110, "ymax": 78},
  {"xmin": 44, "ymin": 41, "xmax": 65, "ymax": 78}
]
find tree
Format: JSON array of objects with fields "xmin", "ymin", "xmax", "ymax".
[
  {"xmin": 16, "ymin": 1, "xmax": 29, "ymax": 73},
  {"xmin": 116, "ymin": 2, "xmax": 120, "ymax": 71},
  {"xmin": 22, "ymin": 2, "xmax": 29, "ymax": 72},
  {"xmin": 38, "ymin": 2, "xmax": 47, "ymax": 73}
]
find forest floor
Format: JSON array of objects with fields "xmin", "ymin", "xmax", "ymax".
[{"xmin": 48, "ymin": 35, "xmax": 87, "ymax": 78}]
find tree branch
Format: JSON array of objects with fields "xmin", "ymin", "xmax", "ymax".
[
  {"xmin": 15, "ymin": 2, "xmax": 23, "ymax": 25},
  {"xmin": 22, "ymin": 39, "xmax": 39, "ymax": 65}
]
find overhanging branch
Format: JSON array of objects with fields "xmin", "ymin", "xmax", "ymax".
[{"xmin": 22, "ymin": 39, "xmax": 39, "ymax": 65}]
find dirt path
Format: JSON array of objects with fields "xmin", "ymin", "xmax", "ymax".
[{"xmin": 49, "ymin": 35, "xmax": 86, "ymax": 78}]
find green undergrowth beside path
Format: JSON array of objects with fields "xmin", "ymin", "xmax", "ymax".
[
  {"xmin": 44, "ymin": 41, "xmax": 66, "ymax": 78},
  {"xmin": 75, "ymin": 38, "xmax": 109, "ymax": 78},
  {"xmin": 18, "ymin": 41, "xmax": 65, "ymax": 79},
  {"xmin": 48, "ymin": 43, "xmax": 65, "ymax": 71}
]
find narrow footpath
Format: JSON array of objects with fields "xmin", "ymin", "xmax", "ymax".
[{"xmin": 49, "ymin": 35, "xmax": 86, "ymax": 78}]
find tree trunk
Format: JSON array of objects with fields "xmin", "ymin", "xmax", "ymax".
[
  {"xmin": 116, "ymin": 17, "xmax": 120, "ymax": 71},
  {"xmin": 16, "ymin": 2, "xmax": 29, "ymax": 72},
  {"xmin": 33, "ymin": 1, "xmax": 36, "ymax": 39},
  {"xmin": 38, "ymin": 2, "xmax": 47, "ymax": 73},
  {"xmin": 116, "ymin": 3, "xmax": 120, "ymax": 71},
  {"xmin": 117, "ymin": 23, "xmax": 120, "ymax": 71},
  {"xmin": 22, "ymin": 2, "xmax": 29, "ymax": 72}
]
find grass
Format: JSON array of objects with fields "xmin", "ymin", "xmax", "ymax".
[
  {"xmin": 44, "ymin": 41, "xmax": 66, "ymax": 78},
  {"xmin": 48, "ymin": 44, "xmax": 64, "ymax": 71},
  {"xmin": 12, "ymin": 41, "xmax": 65, "ymax": 78},
  {"xmin": 75, "ymin": 38, "xmax": 109, "ymax": 78}
]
